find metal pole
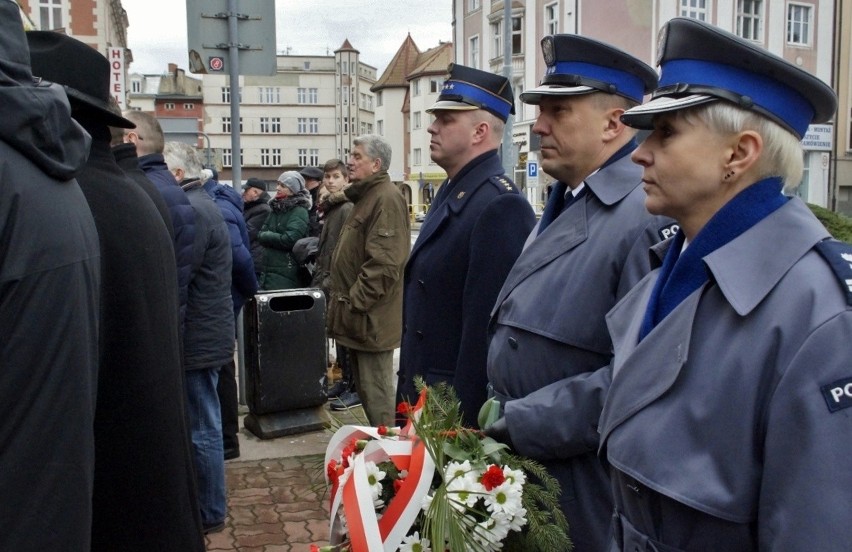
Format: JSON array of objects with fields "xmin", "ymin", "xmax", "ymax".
[
  {"xmin": 500, "ymin": 0, "xmax": 514, "ymax": 179},
  {"xmin": 228, "ymin": 0, "xmax": 242, "ymax": 187},
  {"xmin": 227, "ymin": 0, "xmax": 247, "ymax": 404}
]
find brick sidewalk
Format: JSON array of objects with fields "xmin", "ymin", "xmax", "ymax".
[{"xmin": 205, "ymin": 455, "xmax": 331, "ymax": 551}]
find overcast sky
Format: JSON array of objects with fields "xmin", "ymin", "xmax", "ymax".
[{"xmin": 122, "ymin": 0, "xmax": 453, "ymax": 76}]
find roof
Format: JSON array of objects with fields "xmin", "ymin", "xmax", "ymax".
[
  {"xmin": 407, "ymin": 42, "xmax": 453, "ymax": 80},
  {"xmin": 371, "ymin": 34, "xmax": 421, "ymax": 92},
  {"xmin": 335, "ymin": 39, "xmax": 359, "ymax": 54}
]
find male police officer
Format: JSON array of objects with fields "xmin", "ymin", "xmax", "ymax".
[
  {"xmin": 397, "ymin": 64, "xmax": 534, "ymax": 427},
  {"xmin": 484, "ymin": 35, "xmax": 673, "ymax": 551}
]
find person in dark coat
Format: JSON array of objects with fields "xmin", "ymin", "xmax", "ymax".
[
  {"xmin": 300, "ymin": 165, "xmax": 324, "ymax": 237},
  {"xmin": 599, "ymin": 19, "xmax": 849, "ymax": 551},
  {"xmin": 0, "ymin": 7, "xmax": 99, "ymax": 549},
  {"xmin": 164, "ymin": 141, "xmax": 234, "ymax": 534},
  {"xmin": 258, "ymin": 171, "xmax": 311, "ymax": 290},
  {"xmin": 202, "ymin": 169, "xmax": 258, "ymax": 461},
  {"xmin": 124, "ymin": 110, "xmax": 196, "ymax": 325},
  {"xmin": 27, "ymin": 30, "xmax": 205, "ymax": 551},
  {"xmin": 242, "ymin": 177, "xmax": 272, "ymax": 278},
  {"xmin": 396, "ymin": 64, "xmax": 535, "ymax": 427},
  {"xmin": 108, "ymin": 111, "xmax": 175, "ymax": 240},
  {"xmin": 482, "ymin": 35, "xmax": 670, "ymax": 551}
]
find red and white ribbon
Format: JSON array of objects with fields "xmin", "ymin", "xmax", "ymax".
[{"xmin": 325, "ymin": 423, "xmax": 435, "ymax": 552}]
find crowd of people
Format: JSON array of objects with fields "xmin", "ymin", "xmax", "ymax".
[{"xmin": 3, "ymin": 3, "xmax": 852, "ymax": 549}]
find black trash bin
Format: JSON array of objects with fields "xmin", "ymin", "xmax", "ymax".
[{"xmin": 242, "ymin": 289, "xmax": 328, "ymax": 439}]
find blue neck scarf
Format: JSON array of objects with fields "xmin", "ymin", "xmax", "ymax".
[
  {"xmin": 537, "ymin": 139, "xmax": 636, "ymax": 236},
  {"xmin": 638, "ymin": 177, "xmax": 788, "ymax": 341}
]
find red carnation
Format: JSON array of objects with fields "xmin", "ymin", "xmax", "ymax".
[
  {"xmin": 396, "ymin": 401, "xmax": 412, "ymax": 416},
  {"xmin": 481, "ymin": 464, "xmax": 506, "ymax": 491},
  {"xmin": 378, "ymin": 425, "xmax": 388, "ymax": 435}
]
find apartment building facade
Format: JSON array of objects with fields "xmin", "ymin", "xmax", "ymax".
[
  {"xmin": 200, "ymin": 42, "xmax": 377, "ymax": 183},
  {"xmin": 454, "ymin": 0, "xmax": 836, "ymax": 208}
]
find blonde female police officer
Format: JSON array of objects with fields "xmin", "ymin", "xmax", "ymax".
[{"xmin": 598, "ymin": 18, "xmax": 851, "ymax": 551}]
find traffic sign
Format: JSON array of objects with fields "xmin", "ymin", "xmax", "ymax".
[{"xmin": 527, "ymin": 162, "xmax": 538, "ymax": 178}]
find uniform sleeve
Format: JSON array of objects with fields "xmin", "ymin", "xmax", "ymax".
[
  {"xmin": 758, "ymin": 310, "xmax": 852, "ymax": 550},
  {"xmin": 455, "ymin": 194, "xmax": 535, "ymax": 426},
  {"xmin": 349, "ymin": 198, "xmax": 409, "ymax": 313},
  {"xmin": 504, "ymin": 362, "xmax": 612, "ymax": 460}
]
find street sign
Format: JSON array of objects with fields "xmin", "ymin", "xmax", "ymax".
[
  {"xmin": 186, "ymin": 0, "xmax": 276, "ymax": 76},
  {"xmin": 527, "ymin": 162, "xmax": 538, "ymax": 178}
]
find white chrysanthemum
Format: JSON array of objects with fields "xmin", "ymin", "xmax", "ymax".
[
  {"xmin": 444, "ymin": 460, "xmax": 483, "ymax": 511},
  {"xmin": 494, "ymin": 507, "xmax": 527, "ymax": 533},
  {"xmin": 364, "ymin": 461, "xmax": 386, "ymax": 501},
  {"xmin": 398, "ymin": 531, "xmax": 432, "ymax": 552},
  {"xmin": 484, "ymin": 480, "xmax": 523, "ymax": 516},
  {"xmin": 502, "ymin": 465, "xmax": 526, "ymax": 489},
  {"xmin": 420, "ymin": 490, "xmax": 434, "ymax": 512},
  {"xmin": 470, "ymin": 515, "xmax": 506, "ymax": 551}
]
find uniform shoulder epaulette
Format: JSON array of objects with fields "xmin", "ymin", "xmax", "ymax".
[
  {"xmin": 488, "ymin": 175, "xmax": 517, "ymax": 194},
  {"xmin": 815, "ymin": 240, "xmax": 852, "ymax": 306}
]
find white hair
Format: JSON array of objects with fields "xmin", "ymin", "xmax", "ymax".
[
  {"xmin": 163, "ymin": 141, "xmax": 203, "ymax": 180},
  {"xmin": 682, "ymin": 102, "xmax": 804, "ymax": 188}
]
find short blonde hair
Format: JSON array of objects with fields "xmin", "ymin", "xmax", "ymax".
[{"xmin": 681, "ymin": 101, "xmax": 803, "ymax": 188}]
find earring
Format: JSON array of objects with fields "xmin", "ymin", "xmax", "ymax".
[{"xmin": 724, "ymin": 170, "xmax": 735, "ymax": 181}]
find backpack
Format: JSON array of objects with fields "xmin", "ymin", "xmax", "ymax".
[{"xmin": 292, "ymin": 236, "xmax": 320, "ymax": 287}]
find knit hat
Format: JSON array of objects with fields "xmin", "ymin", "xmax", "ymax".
[{"xmin": 277, "ymin": 170, "xmax": 305, "ymax": 194}]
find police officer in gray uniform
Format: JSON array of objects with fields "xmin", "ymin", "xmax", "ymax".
[
  {"xmin": 484, "ymin": 35, "xmax": 672, "ymax": 551},
  {"xmin": 599, "ymin": 18, "xmax": 850, "ymax": 550}
]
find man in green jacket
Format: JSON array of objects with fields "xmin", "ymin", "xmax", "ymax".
[{"xmin": 327, "ymin": 135, "xmax": 410, "ymax": 426}]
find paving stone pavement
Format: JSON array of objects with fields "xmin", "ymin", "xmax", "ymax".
[{"xmin": 205, "ymin": 455, "xmax": 330, "ymax": 552}]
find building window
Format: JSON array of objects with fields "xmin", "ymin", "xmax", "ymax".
[
  {"xmin": 183, "ymin": 103, "xmax": 194, "ymax": 110},
  {"xmin": 222, "ymin": 117, "xmax": 231, "ymax": 133},
  {"xmin": 222, "ymin": 148, "xmax": 232, "ymax": 167},
  {"xmin": 680, "ymin": 0, "xmax": 707, "ymax": 21},
  {"xmin": 413, "ymin": 148, "xmax": 422, "ymax": 166},
  {"xmin": 491, "ymin": 21, "xmax": 502, "ymax": 58},
  {"xmin": 413, "ymin": 79, "xmax": 421, "ymax": 97},
  {"xmin": 468, "ymin": 0, "xmax": 481, "ymax": 12},
  {"xmin": 545, "ymin": 3, "xmax": 559, "ymax": 35},
  {"xmin": 430, "ymin": 78, "xmax": 443, "ymax": 93},
  {"xmin": 298, "ymin": 149, "xmax": 320, "ymax": 166},
  {"xmin": 304, "ymin": 61, "xmax": 311, "ymax": 70},
  {"xmin": 259, "ymin": 117, "xmax": 281, "ymax": 133},
  {"xmin": 259, "ymin": 87, "xmax": 280, "ymax": 103},
  {"xmin": 260, "ymin": 148, "xmax": 281, "ymax": 167},
  {"xmin": 164, "ymin": 102, "xmax": 175, "ymax": 110},
  {"xmin": 377, "ymin": 120, "xmax": 384, "ymax": 135},
  {"xmin": 787, "ymin": 3, "xmax": 812, "ymax": 45},
  {"xmin": 131, "ymin": 79, "xmax": 142, "ymax": 93},
  {"xmin": 342, "ymin": 86, "xmax": 349, "ymax": 105},
  {"xmin": 298, "ymin": 87, "xmax": 318, "ymax": 104},
  {"xmin": 413, "ymin": 111, "xmax": 422, "ymax": 130},
  {"xmin": 377, "ymin": 91, "xmax": 383, "ymax": 107},
  {"xmin": 298, "ymin": 118, "xmax": 319, "ymax": 134},
  {"xmin": 469, "ymin": 35, "xmax": 480, "ymax": 69},
  {"xmin": 511, "ymin": 16, "xmax": 523, "ymax": 54},
  {"xmin": 221, "ymin": 87, "xmax": 230, "ymax": 103},
  {"xmin": 737, "ymin": 0, "xmax": 763, "ymax": 41},
  {"xmin": 39, "ymin": 0, "xmax": 63, "ymax": 30}
]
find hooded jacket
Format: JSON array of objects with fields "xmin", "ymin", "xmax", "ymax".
[
  {"xmin": 0, "ymin": 8, "xmax": 99, "ymax": 549},
  {"xmin": 258, "ymin": 189, "xmax": 311, "ymax": 290},
  {"xmin": 203, "ymin": 179, "xmax": 257, "ymax": 314}
]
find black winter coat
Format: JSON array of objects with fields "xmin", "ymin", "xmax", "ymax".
[
  {"xmin": 243, "ymin": 192, "xmax": 272, "ymax": 274},
  {"xmin": 0, "ymin": 12, "xmax": 99, "ymax": 549},
  {"xmin": 75, "ymin": 128, "xmax": 205, "ymax": 552}
]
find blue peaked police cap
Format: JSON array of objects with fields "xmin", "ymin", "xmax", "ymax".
[
  {"xmin": 520, "ymin": 34, "xmax": 658, "ymax": 105},
  {"xmin": 620, "ymin": 18, "xmax": 837, "ymax": 139},
  {"xmin": 426, "ymin": 63, "xmax": 515, "ymax": 122}
]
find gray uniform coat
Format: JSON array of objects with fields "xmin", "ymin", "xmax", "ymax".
[
  {"xmin": 600, "ymin": 198, "xmax": 852, "ymax": 551},
  {"xmin": 487, "ymin": 152, "xmax": 673, "ymax": 551}
]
